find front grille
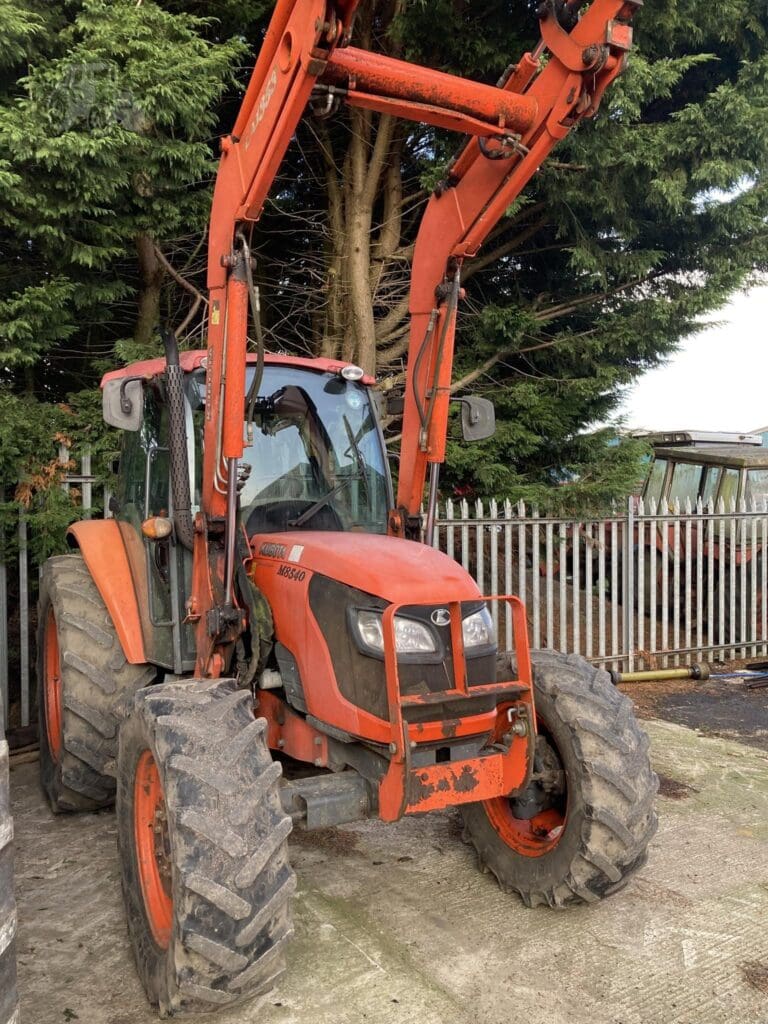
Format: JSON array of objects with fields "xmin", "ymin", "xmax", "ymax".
[{"xmin": 308, "ymin": 575, "xmax": 497, "ymax": 722}]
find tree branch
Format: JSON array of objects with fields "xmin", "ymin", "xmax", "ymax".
[
  {"xmin": 461, "ymin": 216, "xmax": 549, "ymax": 282},
  {"xmin": 153, "ymin": 245, "xmax": 205, "ymax": 302},
  {"xmin": 363, "ymin": 113, "xmax": 396, "ymax": 207},
  {"xmin": 377, "ymin": 324, "xmax": 410, "ymax": 362},
  {"xmin": 374, "ymin": 293, "xmax": 410, "ymax": 343}
]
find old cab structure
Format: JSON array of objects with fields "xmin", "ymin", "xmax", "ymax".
[
  {"xmin": 635, "ymin": 433, "xmax": 768, "ymax": 632},
  {"xmin": 641, "ymin": 432, "xmax": 768, "ymax": 511}
]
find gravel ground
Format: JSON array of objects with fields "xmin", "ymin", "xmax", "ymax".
[{"xmin": 9, "ymin": 714, "xmax": 768, "ymax": 1024}]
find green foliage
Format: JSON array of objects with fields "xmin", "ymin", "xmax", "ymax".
[
  {"xmin": 1, "ymin": 0, "xmax": 767, "ymax": 552},
  {"xmin": 0, "ymin": 0, "xmax": 244, "ymax": 361},
  {"xmin": 0, "ymin": 0, "xmax": 244, "ymax": 557}
]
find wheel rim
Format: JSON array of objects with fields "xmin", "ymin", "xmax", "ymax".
[
  {"xmin": 484, "ymin": 712, "xmax": 567, "ymax": 858},
  {"xmin": 134, "ymin": 749, "xmax": 173, "ymax": 949},
  {"xmin": 44, "ymin": 608, "xmax": 63, "ymax": 762}
]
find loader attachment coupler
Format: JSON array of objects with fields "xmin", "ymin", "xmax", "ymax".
[{"xmin": 378, "ymin": 596, "xmax": 535, "ymax": 821}]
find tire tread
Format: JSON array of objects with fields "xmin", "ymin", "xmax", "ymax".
[
  {"xmin": 38, "ymin": 554, "xmax": 154, "ymax": 812},
  {"xmin": 462, "ymin": 649, "xmax": 658, "ymax": 909},
  {"xmin": 119, "ymin": 678, "xmax": 295, "ymax": 1016}
]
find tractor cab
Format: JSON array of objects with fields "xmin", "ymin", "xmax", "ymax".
[
  {"xmin": 104, "ymin": 350, "xmax": 390, "ymax": 533},
  {"xmin": 101, "ymin": 351, "xmax": 392, "ymax": 672},
  {"xmin": 189, "ymin": 361, "xmax": 392, "ymax": 537}
]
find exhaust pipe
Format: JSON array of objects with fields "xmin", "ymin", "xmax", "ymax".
[{"xmin": 162, "ymin": 331, "xmax": 195, "ymax": 551}]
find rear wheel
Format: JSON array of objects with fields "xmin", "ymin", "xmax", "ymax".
[
  {"xmin": 117, "ymin": 678, "xmax": 295, "ymax": 1017},
  {"xmin": 461, "ymin": 650, "xmax": 658, "ymax": 908},
  {"xmin": 37, "ymin": 555, "xmax": 154, "ymax": 812}
]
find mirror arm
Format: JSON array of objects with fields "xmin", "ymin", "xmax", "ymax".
[{"xmin": 119, "ymin": 376, "xmax": 142, "ymax": 415}]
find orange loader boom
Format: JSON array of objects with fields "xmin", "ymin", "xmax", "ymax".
[{"xmin": 201, "ymin": 0, "xmax": 639, "ymax": 670}]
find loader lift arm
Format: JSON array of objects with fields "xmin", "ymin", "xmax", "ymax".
[{"xmin": 200, "ymin": 0, "xmax": 639, "ymax": 672}]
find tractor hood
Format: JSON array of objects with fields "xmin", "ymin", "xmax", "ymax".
[{"xmin": 250, "ymin": 531, "xmax": 481, "ymax": 604}]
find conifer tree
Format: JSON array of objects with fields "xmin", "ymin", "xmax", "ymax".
[{"xmin": 0, "ymin": 0, "xmax": 766, "ymax": 517}]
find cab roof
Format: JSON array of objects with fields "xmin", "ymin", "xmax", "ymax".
[
  {"xmin": 100, "ymin": 350, "xmax": 375, "ymax": 387},
  {"xmin": 636, "ymin": 430, "xmax": 762, "ymax": 447},
  {"xmin": 654, "ymin": 445, "xmax": 768, "ymax": 469}
]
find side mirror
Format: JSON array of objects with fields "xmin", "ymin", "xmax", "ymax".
[
  {"xmin": 103, "ymin": 378, "xmax": 143, "ymax": 431},
  {"xmin": 459, "ymin": 396, "xmax": 496, "ymax": 442}
]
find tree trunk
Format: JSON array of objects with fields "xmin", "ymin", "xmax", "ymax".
[{"xmin": 135, "ymin": 233, "xmax": 164, "ymax": 348}]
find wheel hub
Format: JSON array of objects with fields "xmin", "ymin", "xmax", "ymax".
[
  {"xmin": 43, "ymin": 608, "xmax": 63, "ymax": 763},
  {"xmin": 134, "ymin": 750, "xmax": 173, "ymax": 949},
  {"xmin": 486, "ymin": 714, "xmax": 568, "ymax": 857}
]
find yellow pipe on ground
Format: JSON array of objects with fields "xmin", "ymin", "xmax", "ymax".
[{"xmin": 609, "ymin": 664, "xmax": 710, "ymax": 685}]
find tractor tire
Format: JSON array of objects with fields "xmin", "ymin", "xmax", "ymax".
[
  {"xmin": 116, "ymin": 678, "xmax": 296, "ymax": 1017},
  {"xmin": 37, "ymin": 554, "xmax": 155, "ymax": 813},
  {"xmin": 461, "ymin": 649, "xmax": 658, "ymax": 908},
  {"xmin": 0, "ymin": 733, "xmax": 19, "ymax": 1024}
]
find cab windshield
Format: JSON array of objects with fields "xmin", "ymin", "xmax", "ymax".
[{"xmin": 236, "ymin": 366, "xmax": 390, "ymax": 534}]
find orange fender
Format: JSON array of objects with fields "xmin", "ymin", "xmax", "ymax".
[{"xmin": 67, "ymin": 520, "xmax": 147, "ymax": 664}]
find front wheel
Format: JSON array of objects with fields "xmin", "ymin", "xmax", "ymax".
[
  {"xmin": 461, "ymin": 650, "xmax": 658, "ymax": 908},
  {"xmin": 117, "ymin": 678, "xmax": 296, "ymax": 1017}
]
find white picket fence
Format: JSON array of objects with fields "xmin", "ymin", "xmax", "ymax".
[
  {"xmin": 433, "ymin": 496, "xmax": 768, "ymax": 671},
  {"xmin": 0, "ymin": 449, "xmax": 111, "ymax": 732},
  {"xmin": 3, "ymin": 483, "xmax": 767, "ymax": 735}
]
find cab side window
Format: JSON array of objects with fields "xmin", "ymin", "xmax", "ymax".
[
  {"xmin": 643, "ymin": 458, "xmax": 667, "ymax": 505},
  {"xmin": 718, "ymin": 468, "xmax": 739, "ymax": 508},
  {"xmin": 745, "ymin": 469, "xmax": 768, "ymax": 506},
  {"xmin": 701, "ymin": 467, "xmax": 720, "ymax": 508},
  {"xmin": 117, "ymin": 387, "xmax": 169, "ymax": 522},
  {"xmin": 667, "ymin": 462, "xmax": 702, "ymax": 508}
]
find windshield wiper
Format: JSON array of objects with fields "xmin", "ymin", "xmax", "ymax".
[
  {"xmin": 343, "ymin": 414, "xmax": 370, "ymax": 503},
  {"xmin": 289, "ymin": 418, "xmax": 370, "ymax": 529},
  {"xmin": 288, "ymin": 475, "xmax": 363, "ymax": 528}
]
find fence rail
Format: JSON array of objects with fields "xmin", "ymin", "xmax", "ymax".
[
  {"xmin": 3, "ymin": 484, "xmax": 767, "ymax": 735},
  {"xmin": 0, "ymin": 450, "xmax": 110, "ymax": 732},
  {"xmin": 433, "ymin": 496, "xmax": 768, "ymax": 671}
]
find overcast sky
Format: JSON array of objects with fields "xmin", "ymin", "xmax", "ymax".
[{"xmin": 616, "ymin": 286, "xmax": 768, "ymax": 434}]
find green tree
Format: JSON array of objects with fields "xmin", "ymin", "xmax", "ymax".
[
  {"xmin": 1, "ymin": 0, "xmax": 767, "ymax": 520},
  {"xmin": 0, "ymin": 0, "xmax": 244, "ymax": 537}
]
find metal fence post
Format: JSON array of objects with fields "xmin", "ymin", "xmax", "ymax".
[
  {"xmin": 623, "ymin": 496, "xmax": 635, "ymax": 671},
  {"xmin": 18, "ymin": 514, "xmax": 29, "ymax": 728},
  {"xmin": 81, "ymin": 448, "xmax": 93, "ymax": 519}
]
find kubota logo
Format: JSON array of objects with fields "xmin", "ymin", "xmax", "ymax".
[
  {"xmin": 430, "ymin": 608, "xmax": 451, "ymax": 627},
  {"xmin": 245, "ymin": 68, "xmax": 278, "ymax": 150}
]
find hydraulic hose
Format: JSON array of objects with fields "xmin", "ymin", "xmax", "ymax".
[
  {"xmin": 162, "ymin": 330, "xmax": 195, "ymax": 551},
  {"xmin": 241, "ymin": 234, "xmax": 266, "ymax": 442}
]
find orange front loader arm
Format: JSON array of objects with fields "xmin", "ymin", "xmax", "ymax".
[
  {"xmin": 395, "ymin": 0, "xmax": 640, "ymax": 525},
  {"xmin": 199, "ymin": 0, "xmax": 639, "ymax": 670}
]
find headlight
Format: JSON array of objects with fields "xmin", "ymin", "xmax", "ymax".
[
  {"xmin": 462, "ymin": 606, "xmax": 495, "ymax": 648},
  {"xmin": 354, "ymin": 610, "xmax": 437, "ymax": 654}
]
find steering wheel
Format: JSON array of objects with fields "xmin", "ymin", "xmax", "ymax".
[{"xmin": 244, "ymin": 499, "xmax": 344, "ymax": 535}]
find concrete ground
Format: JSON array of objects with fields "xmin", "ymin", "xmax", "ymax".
[{"xmin": 10, "ymin": 718, "xmax": 768, "ymax": 1024}]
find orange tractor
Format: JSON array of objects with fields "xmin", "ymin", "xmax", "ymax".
[{"xmin": 37, "ymin": 0, "xmax": 656, "ymax": 1016}]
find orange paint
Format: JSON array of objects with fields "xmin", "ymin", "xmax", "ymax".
[
  {"xmin": 258, "ymin": 690, "xmax": 329, "ymax": 765},
  {"xmin": 43, "ymin": 608, "xmax": 62, "ymax": 762},
  {"xmin": 67, "ymin": 521, "xmax": 146, "ymax": 664},
  {"xmin": 134, "ymin": 749, "xmax": 173, "ymax": 950}
]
